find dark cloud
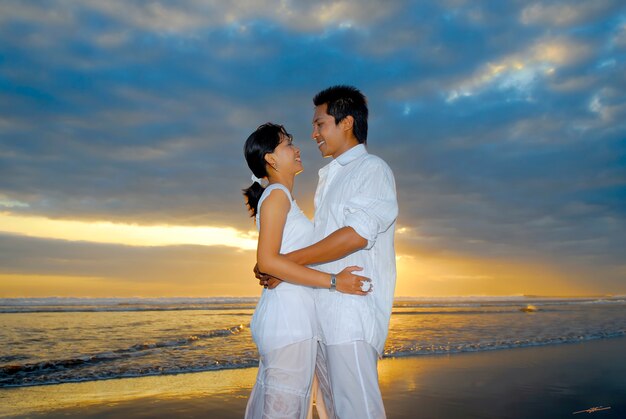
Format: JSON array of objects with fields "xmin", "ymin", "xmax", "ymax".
[{"xmin": 0, "ymin": 1, "xmax": 625, "ymax": 291}]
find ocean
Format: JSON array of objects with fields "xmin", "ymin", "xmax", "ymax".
[{"xmin": 1, "ymin": 296, "xmax": 625, "ymax": 388}]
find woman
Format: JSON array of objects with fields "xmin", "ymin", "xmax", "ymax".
[{"xmin": 242, "ymin": 123, "xmax": 369, "ymax": 418}]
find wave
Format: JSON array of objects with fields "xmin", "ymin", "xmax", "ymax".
[
  {"xmin": 3, "ymin": 330, "xmax": 625, "ymax": 388},
  {"xmin": 0, "ymin": 324, "xmax": 246, "ymax": 388},
  {"xmin": 393, "ymin": 297, "xmax": 626, "ymax": 309},
  {"xmin": 0, "ymin": 354, "xmax": 30, "ymax": 363},
  {"xmin": 383, "ymin": 330, "xmax": 626, "ymax": 358},
  {"xmin": 391, "ymin": 308, "xmax": 552, "ymax": 315},
  {"xmin": 0, "ymin": 297, "xmax": 259, "ymax": 313},
  {"xmin": 2, "ymin": 296, "xmax": 624, "ymax": 314},
  {"xmin": 0, "ymin": 297, "xmax": 260, "ymax": 306},
  {"xmin": 0, "ymin": 358, "xmax": 260, "ymax": 388},
  {"xmin": 0, "ymin": 306, "xmax": 258, "ymax": 314}
]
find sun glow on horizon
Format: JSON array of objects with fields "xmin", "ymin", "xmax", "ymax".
[{"xmin": 0, "ymin": 212, "xmax": 258, "ymax": 250}]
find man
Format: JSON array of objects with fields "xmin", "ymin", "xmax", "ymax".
[{"xmin": 258, "ymin": 85, "xmax": 398, "ymax": 418}]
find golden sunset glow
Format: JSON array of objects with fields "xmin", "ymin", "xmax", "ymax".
[
  {"xmin": 0, "ymin": 212, "xmax": 609, "ymax": 298},
  {"xmin": 0, "ymin": 213, "xmax": 257, "ymax": 250},
  {"xmin": 0, "ymin": 270, "xmax": 258, "ymax": 298},
  {"xmin": 394, "ymin": 251, "xmax": 590, "ymax": 297}
]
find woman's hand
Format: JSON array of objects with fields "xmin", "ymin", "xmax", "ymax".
[
  {"xmin": 335, "ymin": 266, "xmax": 372, "ymax": 296},
  {"xmin": 254, "ymin": 263, "xmax": 282, "ymax": 289}
]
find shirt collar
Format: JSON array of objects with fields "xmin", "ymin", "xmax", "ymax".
[{"xmin": 335, "ymin": 144, "xmax": 367, "ymax": 166}]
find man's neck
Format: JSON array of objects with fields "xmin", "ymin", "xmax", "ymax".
[{"xmin": 332, "ymin": 139, "xmax": 361, "ymax": 159}]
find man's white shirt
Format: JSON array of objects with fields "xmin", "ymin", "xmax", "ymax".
[{"xmin": 312, "ymin": 144, "xmax": 398, "ymax": 355}]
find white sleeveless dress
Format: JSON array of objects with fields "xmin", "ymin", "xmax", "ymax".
[
  {"xmin": 250, "ymin": 183, "xmax": 317, "ymax": 354},
  {"xmin": 246, "ymin": 183, "xmax": 321, "ymax": 419}
]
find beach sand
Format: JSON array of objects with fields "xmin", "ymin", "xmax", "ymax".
[{"xmin": 2, "ymin": 337, "xmax": 624, "ymax": 419}]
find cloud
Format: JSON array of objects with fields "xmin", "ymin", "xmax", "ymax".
[
  {"xmin": 589, "ymin": 87, "xmax": 626, "ymax": 122},
  {"xmin": 614, "ymin": 21, "xmax": 626, "ymax": 48},
  {"xmin": 0, "ymin": 196, "xmax": 29, "ymax": 208},
  {"xmin": 1, "ymin": 1, "xmax": 625, "ymax": 296},
  {"xmin": 0, "ymin": 233, "xmax": 259, "ymax": 296},
  {"xmin": 520, "ymin": 1, "xmax": 619, "ymax": 27},
  {"xmin": 0, "ymin": 0, "xmax": 402, "ymax": 35},
  {"xmin": 445, "ymin": 37, "xmax": 591, "ymax": 102}
]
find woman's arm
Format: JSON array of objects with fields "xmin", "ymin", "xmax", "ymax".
[
  {"xmin": 256, "ymin": 228, "xmax": 366, "ymax": 289},
  {"xmin": 257, "ymin": 189, "xmax": 369, "ymax": 295}
]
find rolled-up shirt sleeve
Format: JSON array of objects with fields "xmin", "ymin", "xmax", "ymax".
[{"xmin": 343, "ymin": 158, "xmax": 398, "ymax": 250}]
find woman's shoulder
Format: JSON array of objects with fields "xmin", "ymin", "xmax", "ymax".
[
  {"xmin": 257, "ymin": 184, "xmax": 293, "ymax": 216},
  {"xmin": 261, "ymin": 183, "xmax": 292, "ymax": 202},
  {"xmin": 265, "ymin": 183, "xmax": 292, "ymax": 198}
]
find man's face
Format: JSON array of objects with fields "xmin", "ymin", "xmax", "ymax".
[{"xmin": 311, "ymin": 104, "xmax": 352, "ymax": 159}]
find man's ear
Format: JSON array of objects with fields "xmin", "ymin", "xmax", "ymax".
[{"xmin": 341, "ymin": 115, "xmax": 354, "ymax": 132}]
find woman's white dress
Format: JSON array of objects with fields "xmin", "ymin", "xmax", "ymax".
[{"xmin": 245, "ymin": 183, "xmax": 319, "ymax": 419}]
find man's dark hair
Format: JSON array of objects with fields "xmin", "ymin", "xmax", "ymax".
[{"xmin": 313, "ymin": 85, "xmax": 368, "ymax": 144}]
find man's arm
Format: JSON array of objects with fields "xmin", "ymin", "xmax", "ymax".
[
  {"xmin": 286, "ymin": 158, "xmax": 397, "ymax": 267},
  {"xmin": 254, "ymin": 190, "xmax": 369, "ymax": 294},
  {"xmin": 286, "ymin": 226, "xmax": 367, "ymax": 266},
  {"xmin": 256, "ymin": 226, "xmax": 366, "ymax": 289}
]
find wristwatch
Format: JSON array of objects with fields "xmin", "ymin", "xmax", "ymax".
[{"xmin": 329, "ymin": 274, "xmax": 337, "ymax": 291}]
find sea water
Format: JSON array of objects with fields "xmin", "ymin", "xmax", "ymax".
[{"xmin": 1, "ymin": 296, "xmax": 624, "ymax": 388}]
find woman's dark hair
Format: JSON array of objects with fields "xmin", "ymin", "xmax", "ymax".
[
  {"xmin": 313, "ymin": 85, "xmax": 368, "ymax": 144},
  {"xmin": 242, "ymin": 122, "xmax": 291, "ymax": 217}
]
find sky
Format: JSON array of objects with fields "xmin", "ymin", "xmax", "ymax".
[{"xmin": 1, "ymin": 0, "xmax": 625, "ymax": 298}]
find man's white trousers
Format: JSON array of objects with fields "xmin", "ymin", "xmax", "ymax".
[{"xmin": 316, "ymin": 340, "xmax": 386, "ymax": 419}]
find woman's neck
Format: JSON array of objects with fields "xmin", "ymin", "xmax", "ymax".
[{"xmin": 267, "ymin": 173, "xmax": 294, "ymax": 193}]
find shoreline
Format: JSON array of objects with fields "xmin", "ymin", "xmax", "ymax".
[
  {"xmin": 2, "ymin": 337, "xmax": 625, "ymax": 418},
  {"xmin": 5, "ymin": 333, "xmax": 625, "ymax": 390}
]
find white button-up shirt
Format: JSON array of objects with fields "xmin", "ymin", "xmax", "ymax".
[{"xmin": 313, "ymin": 144, "xmax": 398, "ymax": 354}]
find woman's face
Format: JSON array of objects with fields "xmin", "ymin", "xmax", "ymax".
[{"xmin": 269, "ymin": 133, "xmax": 303, "ymax": 175}]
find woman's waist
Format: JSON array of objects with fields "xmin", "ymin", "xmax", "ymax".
[
  {"xmin": 257, "ymin": 282, "xmax": 316, "ymax": 302},
  {"xmin": 271, "ymin": 281, "xmax": 315, "ymax": 294}
]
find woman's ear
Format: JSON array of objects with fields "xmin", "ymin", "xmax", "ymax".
[{"xmin": 264, "ymin": 153, "xmax": 276, "ymax": 169}]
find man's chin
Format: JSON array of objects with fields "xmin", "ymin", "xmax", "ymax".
[{"xmin": 319, "ymin": 146, "xmax": 331, "ymax": 158}]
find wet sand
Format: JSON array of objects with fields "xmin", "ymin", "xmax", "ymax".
[{"xmin": 2, "ymin": 337, "xmax": 625, "ymax": 418}]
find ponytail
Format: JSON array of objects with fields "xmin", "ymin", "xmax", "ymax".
[{"xmin": 243, "ymin": 182, "xmax": 265, "ymax": 218}]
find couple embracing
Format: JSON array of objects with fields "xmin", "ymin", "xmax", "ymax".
[{"xmin": 242, "ymin": 86, "xmax": 398, "ymax": 419}]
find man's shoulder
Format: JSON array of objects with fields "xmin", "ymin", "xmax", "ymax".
[{"xmin": 354, "ymin": 152, "xmax": 394, "ymax": 174}]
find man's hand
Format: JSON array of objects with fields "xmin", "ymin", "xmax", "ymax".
[{"xmin": 253, "ymin": 263, "xmax": 283, "ymax": 289}]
